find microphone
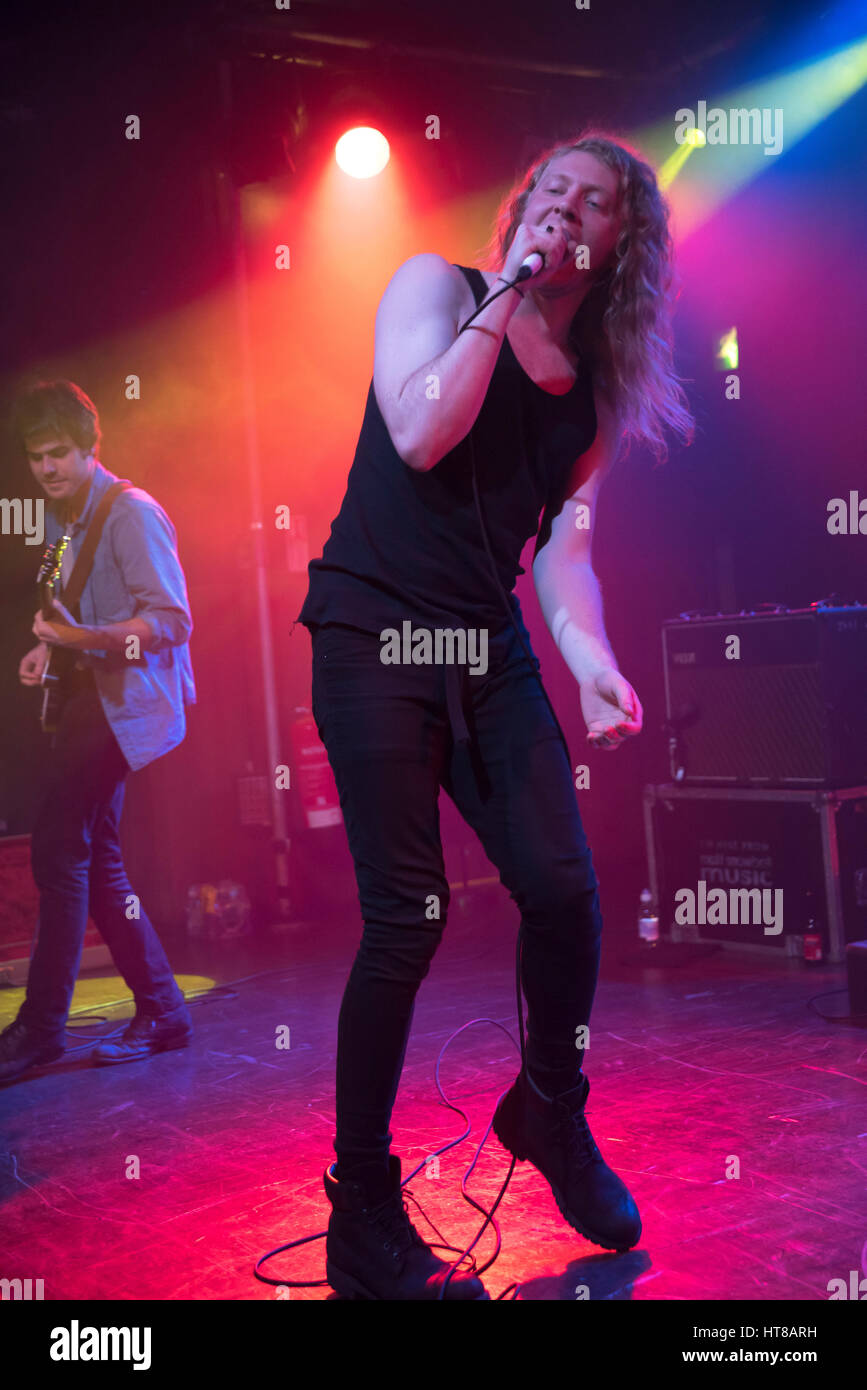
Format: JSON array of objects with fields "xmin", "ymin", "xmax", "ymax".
[{"xmin": 515, "ymin": 251, "xmax": 545, "ymax": 283}]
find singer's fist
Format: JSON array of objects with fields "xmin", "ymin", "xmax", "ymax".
[{"xmin": 499, "ymin": 221, "xmax": 571, "ymax": 287}]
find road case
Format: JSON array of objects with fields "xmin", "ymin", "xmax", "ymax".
[{"xmin": 643, "ymin": 783, "xmax": 867, "ymax": 963}]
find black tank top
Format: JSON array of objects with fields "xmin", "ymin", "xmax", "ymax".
[{"xmin": 294, "ymin": 264, "xmax": 597, "ymax": 638}]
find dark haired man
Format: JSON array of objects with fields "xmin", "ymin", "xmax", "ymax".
[{"xmin": 0, "ymin": 380, "xmax": 196, "ymax": 1083}]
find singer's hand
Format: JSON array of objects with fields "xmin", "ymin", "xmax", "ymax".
[
  {"xmin": 499, "ymin": 221, "xmax": 571, "ymax": 288},
  {"xmin": 581, "ymin": 669, "xmax": 644, "ymax": 750}
]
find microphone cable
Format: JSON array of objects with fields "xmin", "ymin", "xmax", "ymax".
[
  {"xmin": 433, "ymin": 267, "xmax": 579, "ymax": 1297},
  {"xmin": 455, "ymin": 264, "xmax": 577, "ymax": 1147},
  {"xmin": 455, "ymin": 265, "xmax": 575, "ymax": 789}
]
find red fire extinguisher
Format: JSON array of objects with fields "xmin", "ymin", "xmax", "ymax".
[
  {"xmin": 803, "ymin": 891, "xmax": 823, "ymax": 964},
  {"xmin": 803, "ymin": 922, "xmax": 823, "ymax": 963},
  {"xmin": 288, "ymin": 708, "xmax": 343, "ymax": 830}
]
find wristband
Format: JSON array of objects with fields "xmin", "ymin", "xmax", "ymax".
[{"xmin": 496, "ymin": 275, "xmax": 524, "ymax": 298}]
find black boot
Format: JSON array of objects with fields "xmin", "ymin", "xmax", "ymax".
[
  {"xmin": 493, "ymin": 1066, "xmax": 642, "ymax": 1252},
  {"xmin": 91, "ymin": 1001, "xmax": 192, "ymax": 1065},
  {"xmin": 0, "ymin": 1016, "xmax": 65, "ymax": 1083},
  {"xmin": 323, "ymin": 1155, "xmax": 490, "ymax": 1300}
]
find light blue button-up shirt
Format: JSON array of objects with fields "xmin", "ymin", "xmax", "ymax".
[{"xmin": 43, "ymin": 460, "xmax": 196, "ymax": 772}]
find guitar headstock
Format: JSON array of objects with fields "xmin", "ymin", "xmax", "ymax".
[{"xmin": 36, "ymin": 536, "xmax": 69, "ymax": 616}]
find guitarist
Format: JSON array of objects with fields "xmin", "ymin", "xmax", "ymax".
[{"xmin": 1, "ymin": 379, "xmax": 196, "ymax": 1083}]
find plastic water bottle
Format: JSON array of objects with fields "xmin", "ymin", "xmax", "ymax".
[{"xmin": 638, "ymin": 887, "xmax": 659, "ymax": 947}]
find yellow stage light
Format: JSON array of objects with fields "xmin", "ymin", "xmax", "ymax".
[{"xmin": 716, "ymin": 328, "xmax": 739, "ymax": 371}]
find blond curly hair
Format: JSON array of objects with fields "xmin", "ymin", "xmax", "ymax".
[{"xmin": 481, "ymin": 131, "xmax": 695, "ymax": 461}]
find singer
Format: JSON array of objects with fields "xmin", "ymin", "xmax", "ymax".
[{"xmin": 294, "ymin": 131, "xmax": 694, "ymax": 1300}]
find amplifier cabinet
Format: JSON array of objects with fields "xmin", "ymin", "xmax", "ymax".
[
  {"xmin": 662, "ymin": 606, "xmax": 867, "ymax": 787},
  {"xmin": 643, "ymin": 783, "xmax": 867, "ymax": 963}
]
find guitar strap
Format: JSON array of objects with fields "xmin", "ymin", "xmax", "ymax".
[{"xmin": 61, "ymin": 480, "xmax": 134, "ymax": 618}]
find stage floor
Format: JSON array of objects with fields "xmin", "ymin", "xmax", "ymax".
[{"xmin": 1, "ymin": 894, "xmax": 864, "ymax": 1301}]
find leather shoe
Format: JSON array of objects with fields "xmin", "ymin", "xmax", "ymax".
[
  {"xmin": 0, "ymin": 1016, "xmax": 65, "ymax": 1083},
  {"xmin": 92, "ymin": 1002, "xmax": 192, "ymax": 1065}
]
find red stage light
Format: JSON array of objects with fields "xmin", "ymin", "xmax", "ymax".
[{"xmin": 334, "ymin": 127, "xmax": 390, "ymax": 179}]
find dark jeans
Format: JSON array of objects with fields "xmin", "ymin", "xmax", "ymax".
[
  {"xmin": 18, "ymin": 672, "xmax": 186, "ymax": 1042},
  {"xmin": 310, "ymin": 618, "xmax": 603, "ymax": 1174}
]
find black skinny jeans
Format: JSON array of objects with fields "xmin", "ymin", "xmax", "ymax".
[
  {"xmin": 18, "ymin": 671, "xmax": 186, "ymax": 1042},
  {"xmin": 310, "ymin": 616, "xmax": 604, "ymax": 1175}
]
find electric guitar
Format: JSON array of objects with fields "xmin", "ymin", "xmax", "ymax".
[{"xmin": 36, "ymin": 536, "xmax": 74, "ymax": 733}]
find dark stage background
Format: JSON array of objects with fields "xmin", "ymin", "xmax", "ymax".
[{"xmin": 1, "ymin": 0, "xmax": 864, "ymax": 933}]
